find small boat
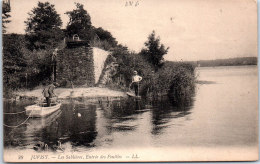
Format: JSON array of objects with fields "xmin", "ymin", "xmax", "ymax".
[
  {"xmin": 25, "ymin": 110, "xmax": 62, "ymax": 131},
  {"xmin": 25, "ymin": 102, "xmax": 62, "ymax": 118}
]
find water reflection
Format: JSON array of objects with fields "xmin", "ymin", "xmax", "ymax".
[
  {"xmin": 4, "ymin": 100, "xmax": 34, "ymax": 148},
  {"xmin": 99, "ymin": 99, "xmax": 141, "ymax": 132},
  {"xmin": 4, "ymin": 66, "xmax": 257, "ymax": 151},
  {"xmin": 4, "ymin": 92, "xmax": 195, "ymax": 151},
  {"xmin": 151, "ymin": 96, "xmax": 194, "ymax": 135},
  {"xmin": 58, "ymin": 101, "xmax": 97, "ymax": 148},
  {"xmin": 30, "ymin": 110, "xmax": 62, "ymax": 151}
]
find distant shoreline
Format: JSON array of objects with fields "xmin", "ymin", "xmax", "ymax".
[
  {"xmin": 196, "ymin": 64, "xmax": 257, "ymax": 68},
  {"xmin": 183, "ymin": 57, "xmax": 257, "ymax": 67}
]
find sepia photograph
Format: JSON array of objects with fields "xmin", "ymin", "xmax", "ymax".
[{"xmin": 2, "ymin": 0, "xmax": 258, "ymax": 162}]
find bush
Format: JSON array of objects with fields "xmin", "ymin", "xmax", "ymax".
[
  {"xmin": 167, "ymin": 64, "xmax": 195, "ymax": 104},
  {"xmin": 94, "ymin": 27, "xmax": 118, "ymax": 48},
  {"xmin": 110, "ymin": 47, "xmax": 154, "ymax": 88},
  {"xmin": 3, "ymin": 34, "xmax": 60, "ymax": 96},
  {"xmin": 3, "ymin": 34, "xmax": 27, "ymax": 91},
  {"xmin": 140, "ymin": 62, "xmax": 196, "ymax": 102}
]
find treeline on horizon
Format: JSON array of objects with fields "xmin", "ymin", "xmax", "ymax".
[{"xmin": 191, "ymin": 57, "xmax": 257, "ymax": 67}]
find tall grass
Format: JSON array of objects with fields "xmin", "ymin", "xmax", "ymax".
[{"xmin": 140, "ymin": 61, "xmax": 196, "ymax": 101}]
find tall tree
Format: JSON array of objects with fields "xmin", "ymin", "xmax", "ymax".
[
  {"xmin": 141, "ymin": 31, "xmax": 169, "ymax": 71},
  {"xmin": 3, "ymin": 34, "xmax": 27, "ymax": 89},
  {"xmin": 2, "ymin": 0, "xmax": 11, "ymax": 33},
  {"xmin": 65, "ymin": 3, "xmax": 93, "ymax": 40},
  {"xmin": 25, "ymin": 2, "xmax": 63, "ymax": 50}
]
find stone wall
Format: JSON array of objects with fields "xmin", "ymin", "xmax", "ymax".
[{"xmin": 56, "ymin": 45, "xmax": 95, "ymax": 87}]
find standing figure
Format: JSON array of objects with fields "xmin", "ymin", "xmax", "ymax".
[
  {"xmin": 131, "ymin": 71, "xmax": 142, "ymax": 96},
  {"xmin": 42, "ymin": 82, "xmax": 58, "ymax": 107}
]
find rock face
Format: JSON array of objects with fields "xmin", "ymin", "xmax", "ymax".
[
  {"xmin": 97, "ymin": 55, "xmax": 119, "ymax": 86},
  {"xmin": 92, "ymin": 47, "xmax": 110, "ymax": 84},
  {"xmin": 56, "ymin": 45, "xmax": 95, "ymax": 87}
]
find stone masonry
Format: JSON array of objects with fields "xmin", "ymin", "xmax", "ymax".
[{"xmin": 56, "ymin": 45, "xmax": 95, "ymax": 87}]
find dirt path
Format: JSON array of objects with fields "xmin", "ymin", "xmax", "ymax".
[{"xmin": 15, "ymin": 87, "xmax": 127, "ymax": 100}]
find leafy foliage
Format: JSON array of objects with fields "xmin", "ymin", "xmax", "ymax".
[
  {"xmin": 109, "ymin": 46, "xmax": 153, "ymax": 88},
  {"xmin": 155, "ymin": 62, "xmax": 195, "ymax": 99},
  {"xmin": 137, "ymin": 60, "xmax": 195, "ymax": 101},
  {"xmin": 93, "ymin": 27, "xmax": 118, "ymax": 48},
  {"xmin": 65, "ymin": 3, "xmax": 93, "ymax": 40},
  {"xmin": 25, "ymin": 2, "xmax": 63, "ymax": 50},
  {"xmin": 3, "ymin": 34, "xmax": 27, "ymax": 90},
  {"xmin": 102, "ymin": 44, "xmax": 195, "ymax": 103},
  {"xmin": 3, "ymin": 34, "xmax": 54, "ymax": 93},
  {"xmin": 141, "ymin": 31, "xmax": 169, "ymax": 71},
  {"xmin": 2, "ymin": 1, "xmax": 11, "ymax": 33}
]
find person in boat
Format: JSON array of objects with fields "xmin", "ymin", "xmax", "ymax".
[
  {"xmin": 42, "ymin": 82, "xmax": 58, "ymax": 107},
  {"xmin": 130, "ymin": 71, "xmax": 142, "ymax": 96}
]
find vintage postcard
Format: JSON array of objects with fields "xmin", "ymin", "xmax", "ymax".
[{"xmin": 2, "ymin": 0, "xmax": 258, "ymax": 162}]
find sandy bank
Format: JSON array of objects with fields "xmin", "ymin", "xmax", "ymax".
[
  {"xmin": 15, "ymin": 87, "xmax": 127, "ymax": 100},
  {"xmin": 93, "ymin": 47, "xmax": 110, "ymax": 84}
]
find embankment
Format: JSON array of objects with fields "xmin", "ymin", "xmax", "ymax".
[
  {"xmin": 14, "ymin": 87, "xmax": 126, "ymax": 100},
  {"xmin": 92, "ymin": 47, "xmax": 110, "ymax": 84}
]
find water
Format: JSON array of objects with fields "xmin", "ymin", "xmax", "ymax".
[{"xmin": 3, "ymin": 66, "xmax": 258, "ymax": 153}]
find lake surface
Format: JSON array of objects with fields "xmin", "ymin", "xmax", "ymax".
[{"xmin": 3, "ymin": 66, "xmax": 258, "ymax": 153}]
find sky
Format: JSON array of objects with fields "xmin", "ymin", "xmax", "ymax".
[{"xmin": 5, "ymin": 0, "xmax": 258, "ymax": 61}]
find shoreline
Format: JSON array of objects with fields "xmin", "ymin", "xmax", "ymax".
[{"xmin": 12, "ymin": 87, "xmax": 127, "ymax": 101}]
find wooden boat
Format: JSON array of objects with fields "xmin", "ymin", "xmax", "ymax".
[
  {"xmin": 25, "ymin": 102, "xmax": 62, "ymax": 118},
  {"xmin": 25, "ymin": 110, "xmax": 62, "ymax": 131}
]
